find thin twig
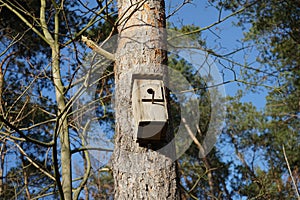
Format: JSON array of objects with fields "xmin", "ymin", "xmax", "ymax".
[
  {"xmin": 63, "ymin": 0, "xmax": 114, "ymax": 46},
  {"xmin": 166, "ymin": 0, "xmax": 192, "ymax": 19},
  {"xmin": 168, "ymin": 2, "xmax": 256, "ymax": 40}
]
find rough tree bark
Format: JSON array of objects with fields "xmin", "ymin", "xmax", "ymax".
[{"xmin": 112, "ymin": 0, "xmax": 179, "ymax": 199}]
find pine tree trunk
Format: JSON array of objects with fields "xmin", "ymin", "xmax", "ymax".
[{"xmin": 112, "ymin": 0, "xmax": 179, "ymax": 199}]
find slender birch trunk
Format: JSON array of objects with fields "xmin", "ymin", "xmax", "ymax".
[{"xmin": 40, "ymin": 0, "xmax": 72, "ymax": 198}]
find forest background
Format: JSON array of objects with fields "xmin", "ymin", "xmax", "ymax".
[{"xmin": 0, "ymin": 0, "xmax": 299, "ymax": 199}]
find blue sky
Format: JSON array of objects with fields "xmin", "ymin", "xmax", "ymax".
[{"xmin": 166, "ymin": 0, "xmax": 268, "ymax": 110}]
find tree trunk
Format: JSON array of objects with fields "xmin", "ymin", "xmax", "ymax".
[
  {"xmin": 40, "ymin": 0, "xmax": 72, "ymax": 198},
  {"xmin": 52, "ymin": 45, "xmax": 72, "ymax": 200},
  {"xmin": 0, "ymin": 142, "xmax": 5, "ymax": 196},
  {"xmin": 112, "ymin": 0, "xmax": 179, "ymax": 199}
]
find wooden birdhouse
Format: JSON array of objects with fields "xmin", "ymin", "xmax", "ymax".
[{"xmin": 132, "ymin": 74, "xmax": 168, "ymax": 146}]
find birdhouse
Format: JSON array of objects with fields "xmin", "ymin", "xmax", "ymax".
[{"xmin": 132, "ymin": 74, "xmax": 168, "ymax": 146}]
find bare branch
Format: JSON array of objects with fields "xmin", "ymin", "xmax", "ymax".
[
  {"xmin": 182, "ymin": 117, "xmax": 205, "ymax": 156},
  {"xmin": 71, "ymin": 147, "xmax": 113, "ymax": 154},
  {"xmin": 40, "ymin": 0, "xmax": 54, "ymax": 44},
  {"xmin": 81, "ymin": 36, "xmax": 115, "ymax": 61},
  {"xmin": 0, "ymin": 0, "xmax": 49, "ymax": 45},
  {"xmin": 30, "ymin": 192, "xmax": 56, "ymax": 200},
  {"xmin": 282, "ymin": 145, "xmax": 300, "ymax": 199},
  {"xmin": 19, "ymin": 118, "xmax": 56, "ymax": 132},
  {"xmin": 73, "ymin": 120, "xmax": 92, "ymax": 200},
  {"xmin": 168, "ymin": 2, "xmax": 256, "ymax": 39},
  {"xmin": 13, "ymin": 140, "xmax": 55, "ymax": 181},
  {"xmin": 166, "ymin": 0, "xmax": 192, "ymax": 19},
  {"xmin": 182, "ymin": 117, "xmax": 217, "ymax": 196},
  {"xmin": 63, "ymin": 0, "xmax": 115, "ymax": 46},
  {"xmin": 0, "ymin": 115, "xmax": 54, "ymax": 147},
  {"xmin": 0, "ymin": 33, "xmax": 23, "ymax": 57}
]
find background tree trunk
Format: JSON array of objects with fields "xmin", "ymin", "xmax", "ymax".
[
  {"xmin": 112, "ymin": 0, "xmax": 179, "ymax": 199},
  {"xmin": 0, "ymin": 142, "xmax": 5, "ymax": 196}
]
